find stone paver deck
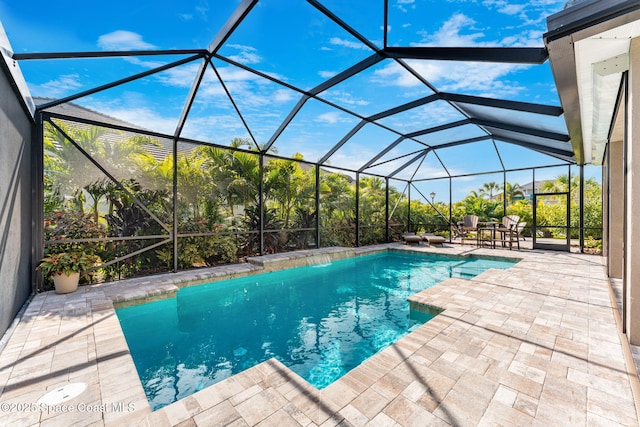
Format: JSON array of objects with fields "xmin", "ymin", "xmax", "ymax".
[{"xmin": 0, "ymin": 244, "xmax": 638, "ymax": 426}]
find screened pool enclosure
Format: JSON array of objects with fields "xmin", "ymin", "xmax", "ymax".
[{"xmin": 16, "ymin": 0, "xmax": 600, "ymax": 291}]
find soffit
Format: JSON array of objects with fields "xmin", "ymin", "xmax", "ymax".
[{"xmin": 545, "ymin": 0, "xmax": 640, "ymax": 165}]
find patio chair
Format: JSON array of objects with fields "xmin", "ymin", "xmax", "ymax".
[
  {"xmin": 457, "ymin": 215, "xmax": 479, "ymax": 246},
  {"xmin": 516, "ymin": 222, "xmax": 527, "ymax": 241},
  {"xmin": 495, "ymin": 215, "xmax": 520, "ymax": 250},
  {"xmin": 421, "ymin": 233, "xmax": 446, "ymax": 247},
  {"xmin": 402, "ymin": 232, "xmax": 422, "ymax": 245}
]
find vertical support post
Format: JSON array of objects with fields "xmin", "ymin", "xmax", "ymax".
[
  {"xmin": 579, "ymin": 164, "xmax": 585, "ymax": 253},
  {"xmin": 385, "ymin": 177, "xmax": 390, "ymax": 243},
  {"xmin": 567, "ymin": 165, "xmax": 572, "ymax": 249},
  {"xmin": 449, "ymin": 178, "xmax": 453, "ymax": 242},
  {"xmin": 315, "ymin": 164, "xmax": 320, "ymax": 248},
  {"xmin": 33, "ymin": 112, "xmax": 44, "ymax": 293},
  {"xmin": 259, "ymin": 154, "xmax": 265, "ymax": 255},
  {"xmin": 383, "ymin": 0, "xmax": 389, "ymax": 48},
  {"xmin": 407, "ymin": 182, "xmax": 411, "ymax": 233},
  {"xmin": 355, "ymin": 172, "xmax": 360, "ymax": 247},
  {"xmin": 532, "ymin": 168, "xmax": 537, "ymax": 247},
  {"xmin": 503, "ymin": 171, "xmax": 507, "ymax": 216},
  {"xmin": 172, "ymin": 138, "xmax": 178, "ymax": 273}
]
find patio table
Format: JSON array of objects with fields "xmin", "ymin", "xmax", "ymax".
[{"xmin": 477, "ymin": 221, "xmax": 498, "ymax": 248}]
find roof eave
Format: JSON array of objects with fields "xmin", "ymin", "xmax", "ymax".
[{"xmin": 543, "ymin": 0, "xmax": 640, "ymax": 166}]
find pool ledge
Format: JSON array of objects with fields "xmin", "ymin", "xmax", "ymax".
[{"xmin": 98, "ymin": 246, "xmax": 369, "ymax": 308}]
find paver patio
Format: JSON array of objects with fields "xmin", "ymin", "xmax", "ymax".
[{"xmin": 0, "ymin": 244, "xmax": 638, "ymax": 426}]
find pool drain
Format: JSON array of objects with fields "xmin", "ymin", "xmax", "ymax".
[{"xmin": 37, "ymin": 382, "xmax": 87, "ymax": 406}]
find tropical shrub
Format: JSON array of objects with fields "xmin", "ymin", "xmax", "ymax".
[
  {"xmin": 41, "ymin": 118, "xmax": 604, "ymax": 283},
  {"xmin": 37, "ymin": 251, "xmax": 100, "ymax": 277}
]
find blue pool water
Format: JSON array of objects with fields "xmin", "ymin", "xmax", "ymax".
[{"xmin": 116, "ymin": 251, "xmax": 516, "ymax": 410}]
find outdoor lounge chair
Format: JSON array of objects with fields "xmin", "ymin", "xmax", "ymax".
[
  {"xmin": 457, "ymin": 215, "xmax": 479, "ymax": 245},
  {"xmin": 421, "ymin": 233, "xmax": 446, "ymax": 247},
  {"xmin": 517, "ymin": 222, "xmax": 527, "ymax": 241},
  {"xmin": 402, "ymin": 232, "xmax": 422, "ymax": 245},
  {"xmin": 495, "ymin": 215, "xmax": 520, "ymax": 250}
]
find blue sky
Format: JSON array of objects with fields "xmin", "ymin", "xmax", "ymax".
[{"xmin": 1, "ymin": 0, "xmax": 596, "ymax": 201}]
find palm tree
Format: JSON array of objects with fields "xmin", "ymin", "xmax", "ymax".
[
  {"xmin": 505, "ymin": 182, "xmax": 525, "ymax": 204},
  {"xmin": 44, "ymin": 122, "xmax": 112, "ymax": 213},
  {"xmin": 84, "ymin": 179, "xmax": 110, "ymax": 222},
  {"xmin": 320, "ymin": 171, "xmax": 354, "ymax": 221},
  {"xmin": 359, "ymin": 177, "xmax": 385, "ymax": 224},
  {"xmin": 268, "ymin": 157, "xmax": 304, "ymax": 228},
  {"xmin": 480, "ymin": 181, "xmax": 501, "ymax": 200},
  {"xmin": 541, "ymin": 175, "xmax": 569, "ymax": 193}
]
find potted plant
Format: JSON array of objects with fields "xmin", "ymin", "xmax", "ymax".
[{"xmin": 37, "ymin": 252, "xmax": 101, "ymax": 294}]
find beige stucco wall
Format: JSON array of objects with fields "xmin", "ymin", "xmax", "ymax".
[{"xmin": 625, "ymin": 37, "xmax": 640, "ymax": 343}]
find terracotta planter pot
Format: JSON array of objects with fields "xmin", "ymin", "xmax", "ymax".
[{"xmin": 52, "ymin": 272, "xmax": 80, "ymax": 294}]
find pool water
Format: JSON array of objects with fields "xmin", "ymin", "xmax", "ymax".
[{"xmin": 116, "ymin": 251, "xmax": 516, "ymax": 410}]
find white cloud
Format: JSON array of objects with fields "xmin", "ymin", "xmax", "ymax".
[
  {"xmin": 32, "ymin": 73, "xmax": 82, "ymax": 98},
  {"xmin": 186, "ymin": 64, "xmax": 296, "ymax": 112},
  {"xmin": 372, "ymin": 53, "xmax": 528, "ymax": 97},
  {"xmin": 318, "ymin": 70, "xmax": 338, "ymax": 79},
  {"xmin": 225, "ymin": 44, "xmax": 262, "ymax": 65},
  {"xmin": 97, "ymin": 30, "xmax": 156, "ymax": 51},
  {"xmin": 85, "ymin": 97, "xmax": 177, "ymax": 135},
  {"xmin": 428, "ymin": 60, "xmax": 526, "ymax": 95},
  {"xmin": 216, "ymin": 66, "xmax": 263, "ymax": 83},
  {"xmin": 316, "ymin": 112, "xmax": 342, "ymax": 124},
  {"xmin": 180, "ymin": 114, "xmax": 250, "ymax": 143},
  {"xmin": 327, "ymin": 149, "xmax": 377, "ymax": 171},
  {"xmin": 417, "ymin": 13, "xmax": 488, "ymax": 46},
  {"xmin": 273, "ymin": 89, "xmax": 294, "ymax": 103},
  {"xmin": 321, "ymin": 90, "xmax": 370, "ymax": 107},
  {"xmin": 394, "ymin": 0, "xmax": 416, "ymax": 13},
  {"xmin": 373, "ymin": 61, "xmax": 437, "ymax": 87},
  {"xmin": 498, "ymin": 4, "xmax": 525, "ymax": 15},
  {"xmin": 482, "ymin": 0, "xmax": 565, "ymax": 25},
  {"xmin": 153, "ymin": 62, "xmax": 202, "ymax": 88},
  {"xmin": 122, "ymin": 57, "xmax": 164, "ymax": 69},
  {"xmin": 328, "ymin": 37, "xmax": 368, "ymax": 50},
  {"xmin": 369, "ymin": 12, "xmax": 532, "ymax": 97},
  {"xmin": 500, "ymin": 29, "xmax": 544, "ymax": 47}
]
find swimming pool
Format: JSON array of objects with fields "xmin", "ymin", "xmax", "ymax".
[{"xmin": 116, "ymin": 251, "xmax": 517, "ymax": 410}]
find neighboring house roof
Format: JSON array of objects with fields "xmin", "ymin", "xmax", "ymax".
[
  {"xmin": 36, "ymin": 97, "xmax": 175, "ymax": 162},
  {"xmin": 494, "ymin": 179, "xmax": 554, "ymax": 201},
  {"xmin": 35, "ymin": 97, "xmax": 139, "ymax": 128},
  {"xmin": 520, "ymin": 180, "xmax": 551, "ymax": 193}
]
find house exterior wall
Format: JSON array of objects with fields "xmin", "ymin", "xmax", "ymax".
[
  {"xmin": 0, "ymin": 57, "xmax": 33, "ymax": 338},
  {"xmin": 626, "ymin": 37, "xmax": 640, "ymax": 343}
]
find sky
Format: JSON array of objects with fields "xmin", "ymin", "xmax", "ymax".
[{"xmin": 1, "ymin": 0, "xmax": 597, "ymax": 202}]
